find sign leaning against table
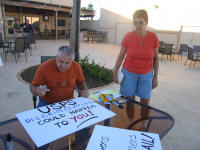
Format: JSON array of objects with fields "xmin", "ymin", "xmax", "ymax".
[{"xmin": 16, "ymin": 97, "xmax": 116, "ymax": 147}]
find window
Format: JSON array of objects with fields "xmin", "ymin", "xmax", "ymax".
[{"xmin": 58, "ymin": 19, "xmax": 65, "ymax": 26}]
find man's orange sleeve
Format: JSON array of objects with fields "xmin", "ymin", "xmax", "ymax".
[{"xmin": 31, "ymin": 66, "xmax": 46, "ymax": 86}]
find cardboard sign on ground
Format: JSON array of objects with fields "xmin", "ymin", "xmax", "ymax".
[{"xmin": 86, "ymin": 125, "xmax": 162, "ymax": 150}]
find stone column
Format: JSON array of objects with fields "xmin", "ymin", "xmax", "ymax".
[{"xmin": 55, "ymin": 10, "xmax": 58, "ymax": 40}]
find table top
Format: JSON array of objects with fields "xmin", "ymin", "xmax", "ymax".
[
  {"xmin": 4, "ymin": 40, "xmax": 15, "ymax": 43},
  {"xmin": 0, "ymin": 98, "xmax": 174, "ymax": 150}
]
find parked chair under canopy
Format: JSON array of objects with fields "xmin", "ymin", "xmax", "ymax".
[
  {"xmin": 30, "ymin": 33, "xmax": 37, "ymax": 49},
  {"xmin": 4, "ymin": 37, "xmax": 27, "ymax": 63},
  {"xmin": 162, "ymin": 44, "xmax": 173, "ymax": 61},
  {"xmin": 0, "ymin": 33, "xmax": 9, "ymax": 53},
  {"xmin": 173, "ymin": 44, "xmax": 188, "ymax": 60},
  {"xmin": 184, "ymin": 47, "xmax": 200, "ymax": 68}
]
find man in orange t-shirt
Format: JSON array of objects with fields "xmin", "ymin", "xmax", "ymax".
[{"xmin": 30, "ymin": 46, "xmax": 88, "ymax": 107}]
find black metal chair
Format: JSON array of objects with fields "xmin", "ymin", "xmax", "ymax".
[
  {"xmin": 30, "ymin": 33, "xmax": 36, "ymax": 49},
  {"xmin": 58, "ymin": 30, "xmax": 66, "ymax": 39},
  {"xmin": 173, "ymin": 44, "xmax": 188, "ymax": 60},
  {"xmin": 4, "ymin": 37, "xmax": 26, "ymax": 63},
  {"xmin": 193, "ymin": 45, "xmax": 200, "ymax": 53},
  {"xmin": 0, "ymin": 33, "xmax": 9, "ymax": 53},
  {"xmin": 24, "ymin": 34, "xmax": 32, "ymax": 55},
  {"xmin": 158, "ymin": 41, "xmax": 165, "ymax": 56},
  {"xmin": 184, "ymin": 47, "xmax": 200, "ymax": 68},
  {"xmin": 50, "ymin": 30, "xmax": 56, "ymax": 39},
  {"xmin": 163, "ymin": 44, "xmax": 173, "ymax": 61},
  {"xmin": 32, "ymin": 56, "xmax": 81, "ymax": 108},
  {"xmin": 83, "ymin": 31, "xmax": 89, "ymax": 43}
]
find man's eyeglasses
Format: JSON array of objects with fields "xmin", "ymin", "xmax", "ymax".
[{"xmin": 134, "ymin": 21, "xmax": 145, "ymax": 25}]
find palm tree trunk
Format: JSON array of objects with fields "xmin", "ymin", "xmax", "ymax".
[{"xmin": 70, "ymin": 0, "xmax": 81, "ymax": 62}]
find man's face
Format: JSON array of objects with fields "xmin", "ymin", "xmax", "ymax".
[
  {"xmin": 26, "ymin": 19, "xmax": 29, "ymax": 24},
  {"xmin": 56, "ymin": 54, "xmax": 73, "ymax": 72}
]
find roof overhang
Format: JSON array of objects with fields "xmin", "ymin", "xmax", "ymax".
[{"xmin": 0, "ymin": 0, "xmax": 94, "ymax": 16}]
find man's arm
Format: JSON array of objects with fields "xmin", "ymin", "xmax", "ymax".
[
  {"xmin": 30, "ymin": 84, "xmax": 48, "ymax": 97},
  {"xmin": 77, "ymin": 81, "xmax": 88, "ymax": 98},
  {"xmin": 30, "ymin": 84, "xmax": 38, "ymax": 96},
  {"xmin": 30, "ymin": 66, "xmax": 47, "ymax": 97}
]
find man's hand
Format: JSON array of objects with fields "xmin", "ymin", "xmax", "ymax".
[
  {"xmin": 80, "ymin": 90, "xmax": 89, "ymax": 98},
  {"xmin": 36, "ymin": 86, "xmax": 49, "ymax": 97}
]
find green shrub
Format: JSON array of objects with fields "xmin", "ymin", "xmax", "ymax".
[{"xmin": 80, "ymin": 56, "xmax": 113, "ymax": 83}]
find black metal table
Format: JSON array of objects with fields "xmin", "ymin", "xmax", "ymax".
[{"xmin": 0, "ymin": 98, "xmax": 174, "ymax": 150}]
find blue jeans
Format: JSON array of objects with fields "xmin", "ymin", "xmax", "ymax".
[
  {"xmin": 120, "ymin": 68, "xmax": 153, "ymax": 99},
  {"xmin": 37, "ymin": 97, "xmax": 49, "ymax": 108}
]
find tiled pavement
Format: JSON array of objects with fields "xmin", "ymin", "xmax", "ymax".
[{"xmin": 0, "ymin": 40, "xmax": 200, "ymax": 150}]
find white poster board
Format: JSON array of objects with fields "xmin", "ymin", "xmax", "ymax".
[
  {"xmin": 16, "ymin": 97, "xmax": 116, "ymax": 147},
  {"xmin": 0, "ymin": 56, "xmax": 3, "ymax": 67},
  {"xmin": 86, "ymin": 125, "xmax": 162, "ymax": 150}
]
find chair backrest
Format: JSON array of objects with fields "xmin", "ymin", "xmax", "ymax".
[
  {"xmin": 180, "ymin": 44, "xmax": 188, "ymax": 52},
  {"xmin": 159, "ymin": 41, "xmax": 165, "ymax": 48},
  {"xmin": 41, "ymin": 56, "xmax": 56, "ymax": 64},
  {"xmin": 15, "ymin": 37, "xmax": 25, "ymax": 52},
  {"xmin": 29, "ymin": 33, "xmax": 36, "ymax": 44},
  {"xmin": 193, "ymin": 45, "xmax": 200, "ymax": 53},
  {"xmin": 0, "ymin": 33, "xmax": 4, "ymax": 48},
  {"xmin": 24, "ymin": 34, "xmax": 31, "ymax": 49},
  {"xmin": 165, "ymin": 44, "xmax": 173, "ymax": 54},
  {"xmin": 187, "ymin": 47, "xmax": 194, "ymax": 60}
]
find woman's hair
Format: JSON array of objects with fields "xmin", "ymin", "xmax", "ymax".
[{"xmin": 133, "ymin": 9, "xmax": 148, "ymax": 24}]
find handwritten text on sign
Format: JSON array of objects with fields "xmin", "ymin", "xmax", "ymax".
[
  {"xmin": 86, "ymin": 125, "xmax": 162, "ymax": 150},
  {"xmin": 16, "ymin": 98, "xmax": 116, "ymax": 147}
]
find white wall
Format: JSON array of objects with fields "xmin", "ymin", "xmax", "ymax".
[
  {"xmin": 180, "ymin": 32, "xmax": 200, "ymax": 47},
  {"xmin": 115, "ymin": 23, "xmax": 133, "ymax": 45},
  {"xmin": 156, "ymin": 32, "xmax": 178, "ymax": 45},
  {"xmin": 81, "ymin": 8, "xmax": 132, "ymax": 44},
  {"xmin": 80, "ymin": 20, "xmax": 100, "ymax": 31},
  {"xmin": 81, "ymin": 8, "xmax": 200, "ymax": 48}
]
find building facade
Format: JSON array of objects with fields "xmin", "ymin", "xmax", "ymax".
[{"xmin": 0, "ymin": 0, "xmax": 94, "ymax": 39}]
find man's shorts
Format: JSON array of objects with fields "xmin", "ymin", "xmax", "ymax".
[{"xmin": 120, "ymin": 68, "xmax": 153, "ymax": 99}]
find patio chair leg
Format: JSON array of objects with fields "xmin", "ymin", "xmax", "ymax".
[
  {"xmin": 14, "ymin": 54, "xmax": 17, "ymax": 63},
  {"xmin": 29, "ymin": 48, "xmax": 32, "ymax": 56},
  {"xmin": 25, "ymin": 51, "xmax": 27, "ymax": 62},
  {"xmin": 184, "ymin": 59, "xmax": 188, "ymax": 65},
  {"xmin": 193, "ymin": 60, "xmax": 197, "ymax": 66},
  {"xmin": 4, "ymin": 52, "xmax": 7, "ymax": 62},
  {"xmin": 189, "ymin": 61, "xmax": 193, "ymax": 68},
  {"xmin": 17, "ymin": 53, "xmax": 20, "ymax": 59}
]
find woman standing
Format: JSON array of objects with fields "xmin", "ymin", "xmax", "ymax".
[{"xmin": 113, "ymin": 9, "xmax": 159, "ymax": 124}]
